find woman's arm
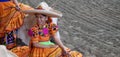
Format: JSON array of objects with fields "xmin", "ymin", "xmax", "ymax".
[
  {"xmin": 21, "ymin": 9, "xmax": 62, "ymax": 17},
  {"xmin": 11, "ymin": 0, "xmax": 20, "ymax": 10},
  {"xmin": 52, "ymin": 32, "xmax": 66, "ymax": 50},
  {"xmin": 12, "ymin": 0, "xmax": 19, "ymax": 6},
  {"xmin": 52, "ymin": 32, "xmax": 70, "ymax": 55}
]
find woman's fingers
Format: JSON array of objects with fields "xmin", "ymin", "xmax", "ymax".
[
  {"xmin": 62, "ymin": 49, "xmax": 71, "ymax": 57},
  {"xmin": 15, "ymin": 6, "xmax": 21, "ymax": 11}
]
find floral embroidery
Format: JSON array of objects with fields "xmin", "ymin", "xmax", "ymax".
[
  {"xmin": 42, "ymin": 28, "xmax": 49, "ymax": 35},
  {"xmin": 29, "ymin": 23, "xmax": 58, "ymax": 37}
]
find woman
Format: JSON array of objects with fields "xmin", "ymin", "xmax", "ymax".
[
  {"xmin": 0, "ymin": 0, "xmax": 62, "ymax": 49},
  {"xmin": 29, "ymin": 14, "xmax": 67, "ymax": 57},
  {"xmin": 0, "ymin": 0, "xmax": 33, "ymax": 48},
  {"xmin": 0, "ymin": 0, "xmax": 20, "ymax": 36},
  {"xmin": 0, "ymin": 0, "xmax": 22, "ymax": 49},
  {"xmin": 0, "ymin": 0, "xmax": 19, "ymax": 45},
  {"xmin": 29, "ymin": 2, "xmax": 82, "ymax": 57}
]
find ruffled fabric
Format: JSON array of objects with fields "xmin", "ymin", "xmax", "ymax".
[
  {"xmin": 29, "ymin": 22, "xmax": 82, "ymax": 57},
  {"xmin": 0, "ymin": 1, "xmax": 33, "ymax": 37},
  {"xmin": 10, "ymin": 46, "xmax": 30, "ymax": 57}
]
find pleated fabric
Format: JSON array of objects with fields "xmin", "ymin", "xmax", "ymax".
[{"xmin": 0, "ymin": 1, "xmax": 33, "ymax": 37}]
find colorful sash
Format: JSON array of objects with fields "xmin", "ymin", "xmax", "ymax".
[{"xmin": 39, "ymin": 41, "xmax": 55, "ymax": 45}]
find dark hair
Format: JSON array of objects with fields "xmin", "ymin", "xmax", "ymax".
[
  {"xmin": 46, "ymin": 17, "xmax": 52, "ymax": 23},
  {"xmin": 35, "ymin": 14, "xmax": 47, "ymax": 18}
]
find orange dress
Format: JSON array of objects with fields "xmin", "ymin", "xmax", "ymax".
[
  {"xmin": 29, "ymin": 22, "xmax": 82, "ymax": 57},
  {"xmin": 0, "ymin": 1, "xmax": 33, "ymax": 37},
  {"xmin": 10, "ymin": 46, "xmax": 30, "ymax": 57}
]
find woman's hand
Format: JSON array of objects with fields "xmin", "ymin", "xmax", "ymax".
[
  {"xmin": 15, "ymin": 6, "xmax": 21, "ymax": 11},
  {"xmin": 12, "ymin": 0, "xmax": 20, "ymax": 11},
  {"xmin": 62, "ymin": 47, "xmax": 71, "ymax": 56}
]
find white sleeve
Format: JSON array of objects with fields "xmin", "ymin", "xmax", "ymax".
[
  {"xmin": 52, "ymin": 17, "xmax": 58, "ymax": 25},
  {"xmin": 52, "ymin": 17, "xmax": 61, "ymax": 39}
]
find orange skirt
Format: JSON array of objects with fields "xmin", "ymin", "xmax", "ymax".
[
  {"xmin": 30, "ymin": 47, "xmax": 62, "ymax": 57},
  {"xmin": 0, "ymin": 1, "xmax": 33, "ymax": 37},
  {"xmin": 10, "ymin": 46, "xmax": 30, "ymax": 57},
  {"xmin": 30, "ymin": 47, "xmax": 82, "ymax": 57}
]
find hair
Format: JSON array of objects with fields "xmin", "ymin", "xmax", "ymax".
[
  {"xmin": 35, "ymin": 14, "xmax": 52, "ymax": 24},
  {"xmin": 46, "ymin": 17, "xmax": 52, "ymax": 23}
]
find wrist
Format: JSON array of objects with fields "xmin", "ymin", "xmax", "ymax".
[
  {"xmin": 61, "ymin": 46, "xmax": 66, "ymax": 51},
  {"xmin": 16, "ymin": 5, "xmax": 19, "ymax": 7}
]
